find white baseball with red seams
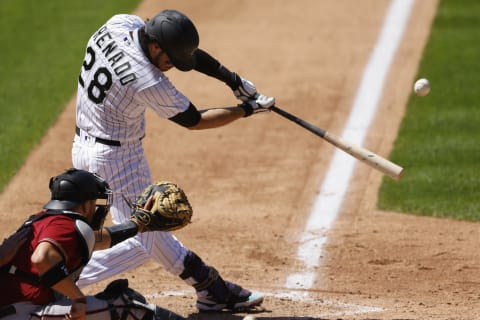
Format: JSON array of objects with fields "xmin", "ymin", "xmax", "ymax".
[{"xmin": 414, "ymin": 78, "xmax": 431, "ymax": 96}]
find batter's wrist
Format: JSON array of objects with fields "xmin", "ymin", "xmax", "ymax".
[{"xmin": 239, "ymin": 102, "xmax": 253, "ymax": 117}]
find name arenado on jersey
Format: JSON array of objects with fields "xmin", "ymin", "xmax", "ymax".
[{"xmin": 91, "ymin": 25, "xmax": 137, "ymax": 85}]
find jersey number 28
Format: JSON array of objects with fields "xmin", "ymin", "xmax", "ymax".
[{"xmin": 78, "ymin": 46, "xmax": 112, "ymax": 104}]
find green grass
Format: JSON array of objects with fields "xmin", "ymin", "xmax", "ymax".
[
  {"xmin": 378, "ymin": 0, "xmax": 480, "ymax": 221},
  {"xmin": 0, "ymin": 0, "xmax": 140, "ymax": 191}
]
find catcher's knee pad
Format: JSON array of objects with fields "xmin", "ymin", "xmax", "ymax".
[
  {"xmin": 95, "ymin": 279, "xmax": 147, "ymax": 319},
  {"xmin": 95, "ymin": 279, "xmax": 185, "ymax": 320},
  {"xmin": 95, "ymin": 279, "xmax": 145, "ymax": 302}
]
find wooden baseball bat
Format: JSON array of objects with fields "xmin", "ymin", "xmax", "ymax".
[{"xmin": 270, "ymin": 106, "xmax": 404, "ymax": 180}]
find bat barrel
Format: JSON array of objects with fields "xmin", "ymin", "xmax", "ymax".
[{"xmin": 270, "ymin": 105, "xmax": 404, "ymax": 180}]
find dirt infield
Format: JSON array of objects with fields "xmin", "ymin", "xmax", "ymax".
[{"xmin": 2, "ymin": 0, "xmax": 479, "ymax": 319}]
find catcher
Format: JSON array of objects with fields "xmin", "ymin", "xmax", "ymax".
[{"xmin": 0, "ymin": 168, "xmax": 191, "ymax": 320}]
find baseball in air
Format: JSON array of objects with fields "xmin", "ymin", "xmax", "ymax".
[
  {"xmin": 243, "ymin": 316, "xmax": 257, "ymax": 320},
  {"xmin": 414, "ymin": 78, "xmax": 431, "ymax": 96}
]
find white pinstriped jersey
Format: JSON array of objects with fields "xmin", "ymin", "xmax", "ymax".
[
  {"xmin": 76, "ymin": 14, "xmax": 190, "ymax": 143},
  {"xmin": 74, "ymin": 14, "xmax": 193, "ymax": 285}
]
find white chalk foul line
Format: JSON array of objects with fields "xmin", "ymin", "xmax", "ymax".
[
  {"xmin": 148, "ymin": 0, "xmax": 414, "ymax": 317},
  {"xmin": 285, "ymin": 0, "xmax": 415, "ymax": 304}
]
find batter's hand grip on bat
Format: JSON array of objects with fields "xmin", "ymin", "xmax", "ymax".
[{"xmin": 270, "ymin": 106, "xmax": 404, "ymax": 180}]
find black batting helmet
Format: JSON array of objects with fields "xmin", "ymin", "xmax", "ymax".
[
  {"xmin": 145, "ymin": 9, "xmax": 199, "ymax": 71},
  {"xmin": 44, "ymin": 168, "xmax": 111, "ymax": 211}
]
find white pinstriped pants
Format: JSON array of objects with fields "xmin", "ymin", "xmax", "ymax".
[{"xmin": 72, "ymin": 135, "xmax": 189, "ymax": 287}]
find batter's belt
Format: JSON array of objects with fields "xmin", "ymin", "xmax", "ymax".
[{"xmin": 75, "ymin": 126, "xmax": 121, "ymax": 146}]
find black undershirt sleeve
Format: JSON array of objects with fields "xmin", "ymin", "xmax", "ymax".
[
  {"xmin": 168, "ymin": 103, "xmax": 202, "ymax": 128},
  {"xmin": 169, "ymin": 50, "xmax": 247, "ymax": 128},
  {"xmin": 193, "ymin": 49, "xmax": 241, "ymax": 90}
]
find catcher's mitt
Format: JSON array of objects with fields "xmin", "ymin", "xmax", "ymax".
[{"xmin": 130, "ymin": 181, "xmax": 193, "ymax": 232}]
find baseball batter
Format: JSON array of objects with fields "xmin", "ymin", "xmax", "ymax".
[{"xmin": 73, "ymin": 9, "xmax": 275, "ymax": 312}]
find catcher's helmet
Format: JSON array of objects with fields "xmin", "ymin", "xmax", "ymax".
[
  {"xmin": 44, "ymin": 168, "xmax": 111, "ymax": 211},
  {"xmin": 145, "ymin": 9, "xmax": 199, "ymax": 71}
]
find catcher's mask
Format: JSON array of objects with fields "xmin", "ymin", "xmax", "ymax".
[
  {"xmin": 145, "ymin": 9, "xmax": 199, "ymax": 71},
  {"xmin": 44, "ymin": 168, "xmax": 112, "ymax": 230}
]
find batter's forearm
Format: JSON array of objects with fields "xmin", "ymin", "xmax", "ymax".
[{"xmin": 189, "ymin": 106, "xmax": 246, "ymax": 130}]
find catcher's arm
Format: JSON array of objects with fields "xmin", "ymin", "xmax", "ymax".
[
  {"xmin": 96, "ymin": 182, "xmax": 193, "ymax": 249},
  {"xmin": 94, "ymin": 197, "xmax": 154, "ymax": 250}
]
